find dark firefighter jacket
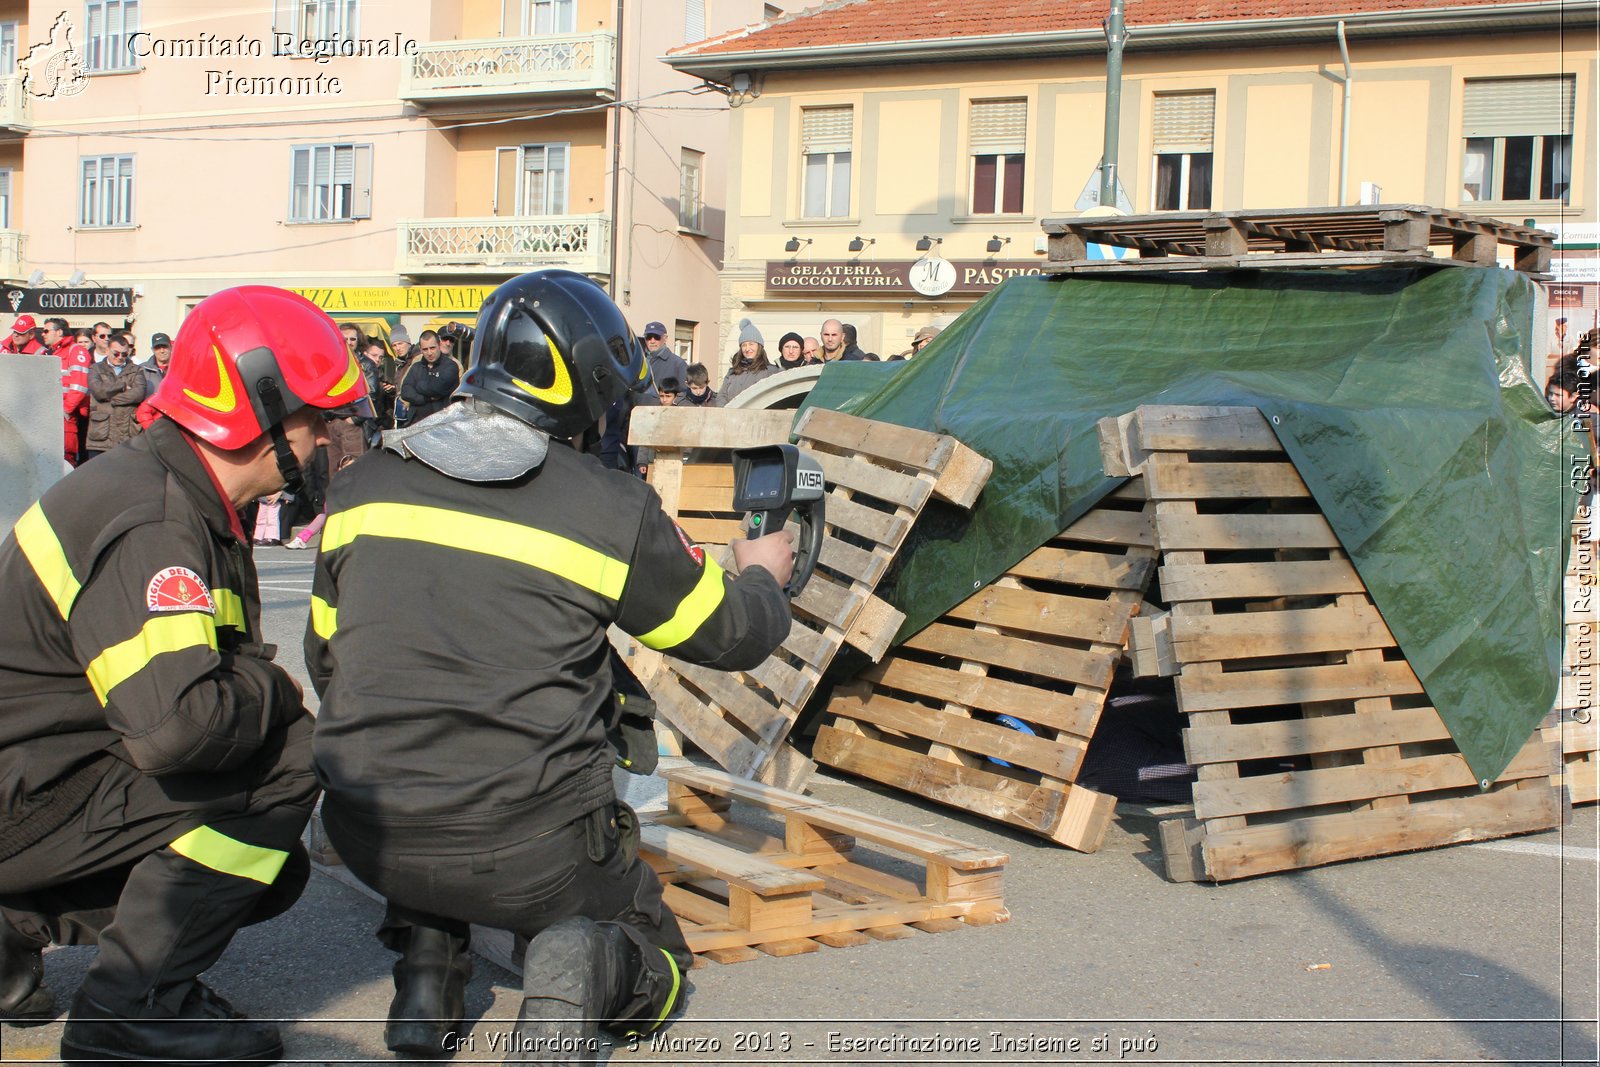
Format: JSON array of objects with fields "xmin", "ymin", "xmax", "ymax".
[
  {"xmin": 0, "ymin": 419, "xmax": 306, "ymax": 857},
  {"xmin": 306, "ymin": 443, "xmax": 791, "ymax": 850}
]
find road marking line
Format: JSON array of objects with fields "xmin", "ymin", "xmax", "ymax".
[{"xmin": 1472, "ymin": 839, "xmax": 1600, "ymax": 861}]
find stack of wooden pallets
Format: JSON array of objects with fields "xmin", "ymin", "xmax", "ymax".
[
  {"xmin": 1040, "ymin": 205, "xmax": 1553, "ymax": 275},
  {"xmin": 625, "ymin": 406, "xmax": 991, "ymax": 793},
  {"xmin": 814, "ymin": 481, "xmax": 1154, "ymax": 852},
  {"xmin": 1105, "ymin": 405, "xmax": 1563, "ymax": 881}
]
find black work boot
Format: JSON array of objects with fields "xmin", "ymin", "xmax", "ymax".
[
  {"xmin": 505, "ymin": 918, "xmax": 629, "ymax": 1067},
  {"xmin": 385, "ymin": 926, "xmax": 472, "ymax": 1058},
  {"xmin": 0, "ymin": 919, "xmax": 54, "ymax": 1026},
  {"xmin": 59, "ymin": 982, "xmax": 282, "ymax": 1064}
]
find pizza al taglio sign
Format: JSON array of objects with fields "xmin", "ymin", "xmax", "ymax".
[
  {"xmin": 764, "ymin": 259, "xmax": 1043, "ymax": 296},
  {"xmin": 288, "ymin": 286, "xmax": 498, "ymax": 314}
]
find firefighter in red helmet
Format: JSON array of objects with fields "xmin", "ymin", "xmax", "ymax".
[{"xmin": 0, "ymin": 286, "xmax": 368, "ymax": 1063}]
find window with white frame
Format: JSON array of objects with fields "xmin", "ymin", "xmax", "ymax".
[
  {"xmin": 528, "ymin": 0, "xmax": 575, "ymax": 34},
  {"xmin": 801, "ymin": 106, "xmax": 852, "ymax": 219},
  {"xmin": 520, "ymin": 144, "xmax": 568, "ymax": 215},
  {"xmin": 292, "ymin": 0, "xmax": 358, "ymax": 41},
  {"xmin": 84, "ymin": 0, "xmax": 139, "ymax": 72},
  {"xmin": 290, "ymin": 144, "xmax": 373, "ymax": 222},
  {"xmin": 674, "ymin": 321, "xmax": 695, "ymax": 364},
  {"xmin": 970, "ymin": 98, "xmax": 1027, "ymax": 214},
  {"xmin": 680, "ymin": 148, "xmax": 704, "ymax": 231},
  {"xmin": 0, "ymin": 23, "xmax": 17, "ymax": 75},
  {"xmin": 0, "ymin": 170, "xmax": 12, "ymax": 229},
  {"xmin": 80, "ymin": 155, "xmax": 135, "ymax": 228},
  {"xmin": 1461, "ymin": 76, "xmax": 1574, "ymax": 204},
  {"xmin": 1151, "ymin": 90, "xmax": 1214, "ymax": 211}
]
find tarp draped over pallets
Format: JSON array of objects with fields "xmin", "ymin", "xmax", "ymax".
[{"xmin": 801, "ymin": 267, "xmax": 1581, "ymax": 784}]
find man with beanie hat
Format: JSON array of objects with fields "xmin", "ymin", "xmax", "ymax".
[{"xmin": 775, "ymin": 332, "xmax": 806, "ymax": 372}]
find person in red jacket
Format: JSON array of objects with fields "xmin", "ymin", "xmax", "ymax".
[
  {"xmin": 41, "ymin": 318, "xmax": 92, "ymax": 465},
  {"xmin": 0, "ymin": 315, "xmax": 43, "ymax": 355}
]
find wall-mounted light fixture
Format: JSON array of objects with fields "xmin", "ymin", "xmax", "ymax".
[
  {"xmin": 26, "ymin": 269, "xmax": 44, "ymax": 286},
  {"xmin": 848, "ymin": 235, "xmax": 875, "ymax": 253},
  {"xmin": 915, "ymin": 235, "xmax": 942, "ymax": 252},
  {"xmin": 784, "ymin": 236, "xmax": 813, "ymax": 253},
  {"xmin": 66, "ymin": 270, "xmax": 87, "ymax": 286},
  {"xmin": 986, "ymin": 235, "xmax": 1011, "ymax": 254}
]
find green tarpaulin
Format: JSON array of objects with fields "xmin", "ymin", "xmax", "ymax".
[{"xmin": 800, "ymin": 267, "xmax": 1581, "ymax": 784}]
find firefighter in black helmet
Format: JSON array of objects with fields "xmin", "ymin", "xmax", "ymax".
[{"xmin": 306, "ymin": 270, "xmax": 794, "ymax": 1063}]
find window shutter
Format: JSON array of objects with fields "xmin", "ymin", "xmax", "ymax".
[
  {"xmin": 801, "ymin": 106, "xmax": 852, "ymax": 155},
  {"xmin": 685, "ymin": 0, "xmax": 705, "ymax": 42},
  {"xmin": 332, "ymin": 145, "xmax": 354, "ymax": 185},
  {"xmin": 493, "ymin": 146, "xmax": 518, "ymax": 216},
  {"xmin": 1463, "ymin": 76, "xmax": 1575, "ymax": 137},
  {"xmin": 1153, "ymin": 91, "xmax": 1216, "ymax": 154},
  {"xmin": 312, "ymin": 145, "xmax": 331, "ymax": 187},
  {"xmin": 352, "ymin": 144, "xmax": 373, "ymax": 218},
  {"xmin": 970, "ymin": 99, "xmax": 1027, "ymax": 155},
  {"xmin": 291, "ymin": 147, "xmax": 310, "ymax": 188}
]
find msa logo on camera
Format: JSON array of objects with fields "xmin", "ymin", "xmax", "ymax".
[{"xmin": 796, "ymin": 469, "xmax": 824, "ymax": 492}]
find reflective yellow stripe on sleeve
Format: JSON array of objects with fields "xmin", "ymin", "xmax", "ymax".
[
  {"xmin": 13, "ymin": 502, "xmax": 81, "ymax": 619},
  {"xmin": 310, "ymin": 595, "xmax": 337, "ymax": 640},
  {"xmin": 85, "ymin": 612, "xmax": 218, "ymax": 706},
  {"xmin": 636, "ymin": 558, "xmax": 727, "ymax": 651},
  {"xmin": 321, "ymin": 503, "xmax": 630, "ymax": 601},
  {"xmin": 212, "ymin": 588, "xmax": 245, "ymax": 632},
  {"xmin": 168, "ymin": 825, "xmax": 289, "ymax": 884}
]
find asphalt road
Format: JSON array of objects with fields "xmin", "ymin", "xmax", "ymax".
[{"xmin": 4, "ymin": 548, "xmax": 1595, "ymax": 1066}]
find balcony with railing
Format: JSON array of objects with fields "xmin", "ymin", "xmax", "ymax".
[
  {"xmin": 399, "ymin": 32, "xmax": 617, "ymax": 105},
  {"xmin": 397, "ymin": 214, "xmax": 610, "ymax": 276},
  {"xmin": 0, "ymin": 74, "xmax": 33, "ymax": 133},
  {"xmin": 0, "ymin": 230, "xmax": 24, "ymax": 278}
]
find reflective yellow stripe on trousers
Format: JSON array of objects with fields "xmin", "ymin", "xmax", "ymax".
[
  {"xmin": 321, "ymin": 502, "xmax": 630, "ymax": 600},
  {"xmin": 169, "ymin": 825, "xmax": 288, "ymax": 884}
]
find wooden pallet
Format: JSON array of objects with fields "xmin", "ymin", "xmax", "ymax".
[
  {"xmin": 643, "ymin": 760, "xmax": 1008, "ymax": 963},
  {"xmin": 1041, "ymin": 205, "xmax": 1552, "ymax": 275},
  {"xmin": 1103, "ymin": 405, "xmax": 1563, "ymax": 882},
  {"xmin": 814, "ymin": 481, "xmax": 1155, "ymax": 851},
  {"xmin": 468, "ymin": 760, "xmax": 1010, "ymax": 972},
  {"xmin": 629, "ymin": 407, "xmax": 992, "ymax": 792},
  {"xmin": 1547, "ymin": 544, "xmax": 1599, "ymax": 805}
]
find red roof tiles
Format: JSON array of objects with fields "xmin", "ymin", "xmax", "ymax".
[{"xmin": 674, "ymin": 0, "xmax": 1544, "ymax": 57}]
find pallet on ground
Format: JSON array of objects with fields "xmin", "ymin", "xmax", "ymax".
[
  {"xmin": 1040, "ymin": 205, "xmax": 1551, "ymax": 275},
  {"xmin": 629, "ymin": 406, "xmax": 993, "ymax": 792},
  {"xmin": 469, "ymin": 760, "xmax": 1011, "ymax": 972},
  {"xmin": 1104, "ymin": 404, "xmax": 1563, "ymax": 882},
  {"xmin": 815, "ymin": 480, "xmax": 1155, "ymax": 851},
  {"xmin": 643, "ymin": 760, "xmax": 1008, "ymax": 963}
]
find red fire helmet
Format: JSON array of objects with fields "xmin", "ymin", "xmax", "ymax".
[{"xmin": 149, "ymin": 286, "xmax": 367, "ymax": 449}]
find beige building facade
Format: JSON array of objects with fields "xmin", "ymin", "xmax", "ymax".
[
  {"xmin": 4, "ymin": 0, "xmax": 767, "ymax": 358},
  {"xmin": 668, "ymin": 2, "xmax": 1598, "ymax": 366}
]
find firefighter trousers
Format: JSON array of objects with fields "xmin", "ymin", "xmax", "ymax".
[
  {"xmin": 323, "ymin": 797, "xmax": 690, "ymax": 1029},
  {"xmin": 0, "ymin": 715, "xmax": 318, "ymax": 1015}
]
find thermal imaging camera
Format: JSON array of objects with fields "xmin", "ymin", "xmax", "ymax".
[{"xmin": 731, "ymin": 443, "xmax": 826, "ymax": 598}]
